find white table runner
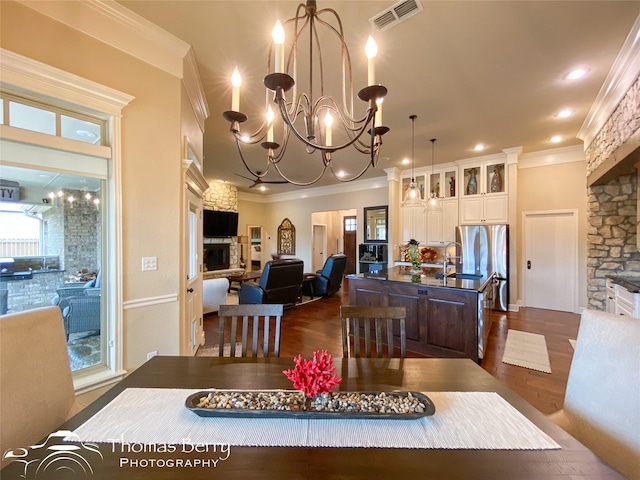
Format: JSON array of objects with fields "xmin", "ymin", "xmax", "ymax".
[{"xmin": 71, "ymin": 388, "xmax": 560, "ymax": 450}]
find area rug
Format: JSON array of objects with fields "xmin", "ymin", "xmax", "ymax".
[
  {"xmin": 502, "ymin": 330, "xmax": 551, "ymax": 373},
  {"xmin": 196, "ymin": 342, "xmax": 244, "ymax": 357},
  {"xmin": 569, "ymin": 339, "xmax": 576, "ymax": 350}
]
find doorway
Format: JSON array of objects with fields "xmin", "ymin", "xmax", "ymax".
[
  {"xmin": 248, "ymin": 225, "xmax": 262, "ymax": 271},
  {"xmin": 312, "ymin": 224, "xmax": 327, "ymax": 272},
  {"xmin": 523, "ymin": 210, "xmax": 578, "ymax": 313}
]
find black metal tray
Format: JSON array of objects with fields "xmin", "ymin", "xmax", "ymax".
[{"xmin": 185, "ymin": 389, "xmax": 435, "ymax": 420}]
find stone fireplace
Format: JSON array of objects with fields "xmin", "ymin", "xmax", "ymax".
[{"xmin": 585, "ymin": 75, "xmax": 640, "ymax": 310}]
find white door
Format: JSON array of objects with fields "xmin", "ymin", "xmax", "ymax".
[
  {"xmin": 523, "ymin": 210, "xmax": 578, "ymax": 312},
  {"xmin": 185, "ymin": 189, "xmax": 203, "ymax": 354},
  {"xmin": 312, "ymin": 224, "xmax": 327, "ymax": 272}
]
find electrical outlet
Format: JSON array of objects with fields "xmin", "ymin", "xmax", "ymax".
[
  {"xmin": 142, "ymin": 257, "xmax": 157, "ymax": 271},
  {"xmin": 146, "ymin": 350, "xmax": 157, "ymax": 360}
]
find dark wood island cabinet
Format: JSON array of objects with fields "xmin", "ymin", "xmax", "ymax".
[{"xmin": 348, "ymin": 266, "xmax": 492, "ymax": 362}]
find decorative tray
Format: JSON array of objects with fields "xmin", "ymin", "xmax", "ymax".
[{"xmin": 185, "ymin": 389, "xmax": 435, "ymax": 420}]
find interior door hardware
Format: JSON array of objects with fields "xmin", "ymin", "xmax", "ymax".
[
  {"xmin": 187, "ymin": 288, "xmax": 194, "ymax": 293},
  {"xmin": 527, "ymin": 260, "xmax": 531, "ymax": 269}
]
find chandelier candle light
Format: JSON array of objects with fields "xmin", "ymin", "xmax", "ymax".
[{"xmin": 223, "ymin": 0, "xmax": 389, "ymax": 186}]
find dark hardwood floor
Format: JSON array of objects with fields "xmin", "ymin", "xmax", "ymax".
[{"xmin": 203, "ymin": 277, "xmax": 580, "ymax": 415}]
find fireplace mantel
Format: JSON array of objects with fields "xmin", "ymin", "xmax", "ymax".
[{"xmin": 587, "ymin": 129, "xmax": 640, "ymax": 187}]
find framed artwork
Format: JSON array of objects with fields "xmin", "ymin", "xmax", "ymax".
[{"xmin": 277, "ymin": 218, "xmax": 295, "ymax": 255}]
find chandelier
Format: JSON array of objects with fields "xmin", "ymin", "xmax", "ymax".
[{"xmin": 223, "ymin": 0, "xmax": 389, "ymax": 186}]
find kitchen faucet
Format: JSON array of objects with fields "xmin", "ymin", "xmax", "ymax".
[{"xmin": 443, "ymin": 241, "xmax": 462, "ymax": 277}]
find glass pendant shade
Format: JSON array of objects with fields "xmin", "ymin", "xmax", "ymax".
[{"xmin": 403, "ymin": 179, "xmax": 423, "ymax": 206}]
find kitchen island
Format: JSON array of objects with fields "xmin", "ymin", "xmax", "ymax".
[{"xmin": 347, "ymin": 266, "xmax": 493, "ymax": 362}]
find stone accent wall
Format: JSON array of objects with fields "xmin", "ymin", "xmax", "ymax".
[
  {"xmin": 203, "ymin": 182, "xmax": 237, "ymax": 212},
  {"xmin": 587, "ymin": 173, "xmax": 639, "ymax": 309},
  {"xmin": 203, "ymin": 182, "xmax": 240, "ymax": 269},
  {"xmin": 585, "ymin": 74, "xmax": 640, "ymax": 310},
  {"xmin": 585, "ymin": 75, "xmax": 640, "ymax": 175},
  {"xmin": 42, "ymin": 189, "xmax": 101, "ymax": 280}
]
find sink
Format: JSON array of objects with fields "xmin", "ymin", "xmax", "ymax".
[{"xmin": 435, "ymin": 272, "xmax": 483, "ymax": 280}]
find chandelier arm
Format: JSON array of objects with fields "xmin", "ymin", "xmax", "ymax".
[
  {"xmin": 231, "ymin": 120, "xmax": 269, "ymax": 145},
  {"xmin": 276, "ymin": 94, "xmax": 375, "ymax": 152},
  {"xmin": 234, "ymin": 136, "xmax": 274, "ymax": 178},
  {"xmin": 271, "ymin": 159, "xmax": 329, "ymax": 187},
  {"xmin": 312, "ymin": 12, "xmax": 356, "ymax": 120},
  {"xmin": 328, "ymin": 154, "xmax": 376, "ymax": 182}
]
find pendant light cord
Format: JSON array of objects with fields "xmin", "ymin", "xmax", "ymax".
[{"xmin": 410, "ymin": 115, "xmax": 417, "ymax": 181}]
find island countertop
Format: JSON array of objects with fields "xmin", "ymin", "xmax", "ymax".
[{"xmin": 347, "ymin": 266, "xmax": 486, "ymax": 291}]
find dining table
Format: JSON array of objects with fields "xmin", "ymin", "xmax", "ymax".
[{"xmin": 1, "ymin": 356, "xmax": 624, "ymax": 479}]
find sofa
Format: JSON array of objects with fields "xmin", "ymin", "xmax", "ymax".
[
  {"xmin": 239, "ymin": 259, "xmax": 304, "ymax": 308},
  {"xmin": 203, "ymin": 277, "xmax": 230, "ymax": 314},
  {"xmin": 311, "ymin": 254, "xmax": 347, "ymax": 297}
]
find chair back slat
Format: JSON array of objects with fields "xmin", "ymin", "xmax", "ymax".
[
  {"xmin": 217, "ymin": 304, "xmax": 284, "ymax": 357},
  {"xmin": 340, "ymin": 306, "xmax": 407, "ymax": 358}
]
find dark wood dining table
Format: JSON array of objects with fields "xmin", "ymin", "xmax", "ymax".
[{"xmin": 1, "ymin": 356, "xmax": 623, "ymax": 479}]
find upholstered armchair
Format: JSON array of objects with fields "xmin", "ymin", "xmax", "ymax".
[
  {"xmin": 312, "ymin": 254, "xmax": 347, "ymax": 297},
  {"xmin": 51, "ymin": 270, "xmax": 101, "ymax": 306},
  {"xmin": 58, "ymin": 295, "xmax": 101, "ymax": 339},
  {"xmin": 239, "ymin": 259, "xmax": 304, "ymax": 308}
]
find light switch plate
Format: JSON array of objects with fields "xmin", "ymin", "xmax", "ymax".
[{"xmin": 142, "ymin": 257, "xmax": 157, "ymax": 271}]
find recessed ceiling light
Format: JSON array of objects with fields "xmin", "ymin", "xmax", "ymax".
[
  {"xmin": 401, "ymin": 158, "xmax": 410, "ymax": 165},
  {"xmin": 556, "ymin": 109, "xmax": 574, "ymax": 118},
  {"xmin": 564, "ymin": 68, "xmax": 588, "ymax": 80},
  {"xmin": 551, "ymin": 135, "xmax": 563, "ymax": 143},
  {"xmin": 336, "ymin": 170, "xmax": 346, "ymax": 178},
  {"xmin": 259, "ymin": 185, "xmax": 266, "ymax": 192},
  {"xmin": 474, "ymin": 144, "xmax": 485, "ymax": 152}
]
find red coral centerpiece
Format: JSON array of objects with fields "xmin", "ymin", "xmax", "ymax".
[{"xmin": 282, "ymin": 350, "xmax": 342, "ymax": 398}]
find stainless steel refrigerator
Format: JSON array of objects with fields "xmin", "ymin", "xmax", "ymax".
[{"xmin": 455, "ymin": 224, "xmax": 509, "ymax": 311}]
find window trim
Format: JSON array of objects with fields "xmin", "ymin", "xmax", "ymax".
[{"xmin": 0, "ymin": 48, "xmax": 134, "ymax": 393}]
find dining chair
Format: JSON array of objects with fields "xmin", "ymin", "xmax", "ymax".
[
  {"xmin": 340, "ymin": 305, "xmax": 407, "ymax": 358},
  {"xmin": 0, "ymin": 306, "xmax": 83, "ymax": 468},
  {"xmin": 217, "ymin": 304, "xmax": 284, "ymax": 357},
  {"xmin": 547, "ymin": 309, "xmax": 640, "ymax": 480}
]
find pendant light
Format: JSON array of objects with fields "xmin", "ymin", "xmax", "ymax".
[
  {"xmin": 427, "ymin": 138, "xmax": 441, "ymax": 211},
  {"xmin": 402, "ymin": 115, "xmax": 424, "ymax": 207}
]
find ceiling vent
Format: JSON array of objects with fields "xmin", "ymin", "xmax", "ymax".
[{"xmin": 369, "ymin": 0, "xmax": 423, "ymax": 31}]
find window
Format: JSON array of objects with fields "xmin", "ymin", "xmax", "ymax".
[
  {"xmin": 1, "ymin": 94, "xmax": 105, "ymax": 145},
  {"xmin": 344, "ymin": 217, "xmax": 357, "ymax": 232}
]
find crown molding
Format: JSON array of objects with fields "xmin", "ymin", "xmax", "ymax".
[
  {"xmin": 518, "ymin": 145, "xmax": 585, "ymax": 169},
  {"xmin": 183, "ymin": 49, "xmax": 210, "ymax": 132},
  {"xmin": 0, "ymin": 48, "xmax": 134, "ymax": 115},
  {"xmin": 238, "ymin": 175, "xmax": 388, "ymax": 204},
  {"xmin": 17, "ymin": 0, "xmax": 190, "ymax": 78},
  {"xmin": 578, "ymin": 13, "xmax": 640, "ymax": 149}
]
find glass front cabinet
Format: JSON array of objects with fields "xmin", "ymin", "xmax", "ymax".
[
  {"xmin": 459, "ymin": 158, "xmax": 508, "ymax": 224},
  {"xmin": 426, "ymin": 167, "xmax": 458, "ymax": 245}
]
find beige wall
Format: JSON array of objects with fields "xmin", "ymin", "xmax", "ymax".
[
  {"xmin": 517, "ymin": 160, "xmax": 588, "ymax": 309},
  {"xmin": 1, "ymin": 2, "xmax": 185, "ymax": 369},
  {"xmin": 238, "ymin": 188, "xmax": 387, "ymax": 270}
]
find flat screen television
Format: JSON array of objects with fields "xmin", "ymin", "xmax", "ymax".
[{"xmin": 203, "ymin": 210, "xmax": 239, "ymax": 237}]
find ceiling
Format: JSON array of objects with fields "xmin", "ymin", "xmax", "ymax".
[{"xmin": 118, "ymin": 0, "xmax": 640, "ymax": 194}]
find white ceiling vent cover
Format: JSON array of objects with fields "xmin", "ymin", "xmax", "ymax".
[{"xmin": 369, "ymin": 0, "xmax": 423, "ymax": 31}]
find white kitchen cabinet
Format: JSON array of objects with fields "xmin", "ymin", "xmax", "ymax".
[
  {"xmin": 401, "ymin": 205, "xmax": 426, "ymax": 244},
  {"xmin": 426, "ymin": 199, "xmax": 458, "ymax": 245},
  {"xmin": 615, "ymin": 284, "xmax": 640, "ymax": 318},
  {"xmin": 458, "ymin": 159, "xmax": 508, "ymax": 224},
  {"xmin": 606, "ymin": 279, "xmax": 617, "ymax": 314}
]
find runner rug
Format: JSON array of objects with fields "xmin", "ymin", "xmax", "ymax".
[{"xmin": 502, "ymin": 330, "xmax": 551, "ymax": 373}]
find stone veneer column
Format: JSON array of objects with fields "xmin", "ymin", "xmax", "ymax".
[
  {"xmin": 585, "ymin": 76, "xmax": 640, "ymax": 310},
  {"xmin": 203, "ymin": 182, "xmax": 239, "ymax": 269}
]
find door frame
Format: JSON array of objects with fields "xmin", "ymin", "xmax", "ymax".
[
  {"xmin": 521, "ymin": 209, "xmax": 579, "ymax": 313},
  {"xmin": 182, "ymin": 155, "xmax": 208, "ymax": 355},
  {"xmin": 312, "ymin": 224, "xmax": 327, "ymax": 272}
]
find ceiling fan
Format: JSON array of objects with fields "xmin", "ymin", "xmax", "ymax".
[{"xmin": 235, "ymin": 172, "xmax": 289, "ymax": 189}]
